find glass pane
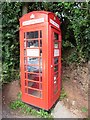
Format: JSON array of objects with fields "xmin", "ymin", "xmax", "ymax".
[
  {"xmin": 40, "ymin": 30, "xmax": 42, "ymax": 38},
  {"xmin": 54, "ymin": 42, "xmax": 58, "ymax": 48},
  {"xmin": 39, "ymin": 66, "xmax": 42, "ymax": 73},
  {"xmin": 28, "ymin": 89, "xmax": 42, "ymax": 98},
  {"xmin": 28, "ymin": 73, "xmax": 39, "ymax": 81},
  {"xmin": 24, "ymin": 41, "xmax": 26, "ymax": 48},
  {"xmin": 24, "ymin": 49, "xmax": 26, "ymax": 56},
  {"xmin": 40, "ymin": 74, "xmax": 42, "ymax": 82},
  {"xmin": 54, "ymin": 33, "xmax": 58, "ymax": 40},
  {"xmin": 24, "ymin": 57, "xmax": 27, "ymax": 64},
  {"xmin": 24, "ymin": 33, "xmax": 26, "ymax": 38},
  {"xmin": 27, "ymin": 40, "xmax": 39, "ymax": 48},
  {"xmin": 54, "ymin": 57, "xmax": 58, "ymax": 64},
  {"xmin": 25, "ymin": 73, "xmax": 26, "ymax": 79},
  {"xmin": 28, "ymin": 81, "xmax": 42, "ymax": 90},
  {"xmin": 54, "ymin": 72, "xmax": 58, "ymax": 80},
  {"xmin": 40, "ymin": 49, "xmax": 42, "ymax": 56},
  {"xmin": 24, "ymin": 65, "xmax": 27, "ymax": 71},
  {"xmin": 40, "ymin": 40, "xmax": 42, "ymax": 47},
  {"xmin": 27, "ymin": 57, "xmax": 39, "ymax": 65},
  {"xmin": 54, "ymin": 85, "xmax": 58, "ymax": 94},
  {"xmin": 40, "ymin": 58, "xmax": 42, "ymax": 66},
  {"xmin": 26, "ymin": 31, "xmax": 38, "ymax": 39},
  {"xmin": 54, "ymin": 65, "xmax": 58, "ymax": 72},
  {"xmin": 27, "ymin": 66, "xmax": 39, "ymax": 73}
]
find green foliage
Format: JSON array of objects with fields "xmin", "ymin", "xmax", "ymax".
[
  {"xmin": 10, "ymin": 99, "xmax": 53, "ymax": 118},
  {"xmin": 81, "ymin": 107, "xmax": 88, "ymax": 113},
  {"xmin": 2, "ymin": 2, "xmax": 90, "ymax": 82},
  {"xmin": 60, "ymin": 87, "xmax": 67, "ymax": 100},
  {"xmin": 17, "ymin": 91, "xmax": 22, "ymax": 100},
  {"xmin": 2, "ymin": 2, "xmax": 22, "ymax": 82}
]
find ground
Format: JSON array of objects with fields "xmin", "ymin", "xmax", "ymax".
[{"xmin": 1, "ymin": 63, "xmax": 89, "ymax": 118}]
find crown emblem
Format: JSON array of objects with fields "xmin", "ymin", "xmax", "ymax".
[{"xmin": 30, "ymin": 14, "xmax": 35, "ymax": 19}]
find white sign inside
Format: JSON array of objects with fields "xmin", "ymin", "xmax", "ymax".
[
  {"xmin": 50, "ymin": 19, "xmax": 59, "ymax": 28},
  {"xmin": 22, "ymin": 18, "xmax": 44, "ymax": 26},
  {"xmin": 54, "ymin": 49, "xmax": 59, "ymax": 56},
  {"xmin": 27, "ymin": 49, "xmax": 39, "ymax": 57}
]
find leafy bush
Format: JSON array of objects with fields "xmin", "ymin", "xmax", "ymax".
[{"xmin": 2, "ymin": 2, "xmax": 90, "ymax": 83}]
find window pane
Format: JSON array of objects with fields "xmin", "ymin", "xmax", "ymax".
[
  {"xmin": 40, "ymin": 49, "xmax": 42, "ymax": 56},
  {"xmin": 25, "ymin": 31, "xmax": 38, "ymax": 39},
  {"xmin": 24, "ymin": 57, "xmax": 27, "ymax": 64},
  {"xmin": 54, "ymin": 57, "xmax": 58, "ymax": 64},
  {"xmin": 28, "ymin": 73, "xmax": 39, "ymax": 81},
  {"xmin": 40, "ymin": 40, "xmax": 42, "ymax": 47},
  {"xmin": 27, "ymin": 66, "xmax": 39, "ymax": 73},
  {"xmin": 54, "ymin": 33, "xmax": 58, "ymax": 40},
  {"xmin": 54, "ymin": 42, "xmax": 58, "ymax": 48},
  {"xmin": 24, "ymin": 41, "xmax": 26, "ymax": 48},
  {"xmin": 27, "ymin": 57, "xmax": 39, "ymax": 65},
  {"xmin": 54, "ymin": 65, "xmax": 58, "ymax": 72},
  {"xmin": 28, "ymin": 81, "xmax": 42, "ymax": 90},
  {"xmin": 24, "ymin": 65, "xmax": 27, "ymax": 71},
  {"xmin": 24, "ymin": 49, "xmax": 26, "ymax": 56},
  {"xmin": 40, "ymin": 30, "xmax": 42, "ymax": 38},
  {"xmin": 27, "ymin": 40, "xmax": 39, "ymax": 48},
  {"xmin": 28, "ymin": 89, "xmax": 42, "ymax": 98},
  {"xmin": 54, "ymin": 72, "xmax": 58, "ymax": 80},
  {"xmin": 25, "ymin": 73, "xmax": 26, "ymax": 79}
]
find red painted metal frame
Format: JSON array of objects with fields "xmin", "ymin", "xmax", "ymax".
[{"xmin": 19, "ymin": 11, "xmax": 62, "ymax": 110}]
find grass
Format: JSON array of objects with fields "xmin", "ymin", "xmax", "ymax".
[
  {"xmin": 10, "ymin": 91, "xmax": 53, "ymax": 119},
  {"xmin": 81, "ymin": 107, "xmax": 88, "ymax": 113},
  {"xmin": 59, "ymin": 87, "xmax": 67, "ymax": 100}
]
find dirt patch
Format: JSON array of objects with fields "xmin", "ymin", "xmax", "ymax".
[
  {"xmin": 62, "ymin": 63, "xmax": 88, "ymax": 117},
  {"xmin": 2, "ymin": 63, "xmax": 89, "ymax": 118},
  {"xmin": 2, "ymin": 80, "xmax": 35, "ymax": 118}
]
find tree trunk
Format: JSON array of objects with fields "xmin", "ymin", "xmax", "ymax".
[{"xmin": 22, "ymin": 3, "xmax": 28, "ymax": 15}]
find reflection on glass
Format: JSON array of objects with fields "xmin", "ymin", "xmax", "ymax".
[
  {"xmin": 28, "ymin": 89, "xmax": 42, "ymax": 98},
  {"xmin": 54, "ymin": 65, "xmax": 58, "ymax": 72},
  {"xmin": 27, "ymin": 57, "xmax": 39, "ymax": 65},
  {"xmin": 28, "ymin": 73, "xmax": 39, "ymax": 81},
  {"xmin": 54, "ymin": 42, "xmax": 58, "ymax": 48},
  {"xmin": 54, "ymin": 33, "xmax": 58, "ymax": 40},
  {"xmin": 54, "ymin": 57, "xmax": 58, "ymax": 64},
  {"xmin": 28, "ymin": 81, "xmax": 41, "ymax": 89},
  {"xmin": 27, "ymin": 66, "xmax": 40, "ymax": 73},
  {"xmin": 25, "ymin": 31, "xmax": 38, "ymax": 39},
  {"xmin": 27, "ymin": 40, "xmax": 39, "ymax": 48}
]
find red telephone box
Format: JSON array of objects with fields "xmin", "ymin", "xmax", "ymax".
[{"xmin": 19, "ymin": 11, "xmax": 62, "ymax": 110}]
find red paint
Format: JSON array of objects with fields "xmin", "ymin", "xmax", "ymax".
[{"xmin": 19, "ymin": 11, "xmax": 62, "ymax": 110}]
